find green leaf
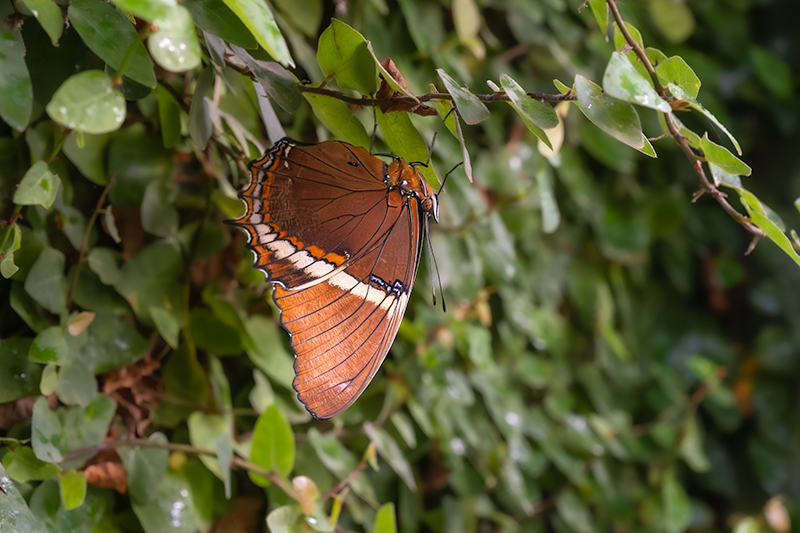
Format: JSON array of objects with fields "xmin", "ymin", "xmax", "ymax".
[
  {"xmin": 266, "ymin": 505, "xmax": 304, "ymax": 533},
  {"xmin": 2, "ymin": 445, "xmax": 61, "ymax": 482},
  {"xmin": 374, "ymin": 503, "xmax": 397, "ymax": 533},
  {"xmin": 667, "ymin": 83, "xmax": 742, "ymax": 155},
  {"xmin": 115, "ymin": 241, "xmax": 183, "ymax": 322},
  {"xmin": 154, "ymin": 85, "xmax": 182, "ymax": 148},
  {"xmin": 603, "ymin": 52, "xmax": 670, "ymax": 112},
  {"xmin": 662, "ymin": 470, "xmax": 691, "ymax": 533},
  {"xmin": 20, "ymin": 0, "xmax": 63, "ymax": 45},
  {"xmin": 232, "ymin": 48, "xmax": 302, "ymax": 114},
  {"xmin": 69, "ymin": 0, "xmax": 157, "ymax": 88},
  {"xmin": 58, "ymin": 469, "xmax": 87, "ymax": 511},
  {"xmin": 32, "ymin": 396, "xmax": 65, "ymax": 463},
  {"xmin": 249, "ymin": 406, "xmax": 295, "ymax": 485},
  {"xmin": 655, "ymin": 56, "xmax": 700, "ymax": 99},
  {"xmin": 587, "ymin": 0, "xmax": 608, "ymax": 33},
  {"xmin": 649, "ymin": 0, "xmax": 695, "ymax": 43},
  {"xmin": 68, "ymin": 313, "xmax": 148, "ymax": 374},
  {"xmin": 188, "ymin": 412, "xmax": 230, "ymax": 481},
  {"xmin": 183, "ymin": 0, "xmax": 257, "ymax": 49},
  {"xmin": 56, "ymin": 359, "xmax": 97, "ymax": 406},
  {"xmin": 132, "ymin": 470, "xmax": 200, "ymax": 533},
  {"xmin": 0, "ymin": 29, "xmax": 33, "ymax": 131},
  {"xmin": 555, "ymin": 488, "xmax": 593, "ymax": 533},
  {"xmin": 733, "ymin": 517, "xmax": 759, "ymax": 533},
  {"xmin": 109, "ymin": 0, "xmax": 174, "ymax": 20},
  {"xmin": 363, "ymin": 424, "xmax": 416, "ymax": 491},
  {"xmin": 46, "ymin": 71, "xmax": 126, "ymax": 134},
  {"xmin": 536, "ymin": 166, "xmax": 560, "ymax": 233},
  {"xmin": 63, "ymin": 132, "xmax": 110, "ymax": 186},
  {"xmin": 750, "ymin": 46, "xmax": 793, "ymax": 100},
  {"xmin": 222, "ymin": 0, "xmax": 294, "ymax": 67},
  {"xmin": 29, "ymin": 326, "xmax": 69, "ymax": 364},
  {"xmin": 13, "ymin": 161, "xmax": 60, "ymax": 209},
  {"xmin": 699, "ymin": 133, "xmax": 751, "ymax": 176},
  {"xmin": 496, "ymin": 75, "xmax": 558, "ymax": 148},
  {"xmin": 574, "ymin": 75, "xmax": 649, "ymax": 152},
  {"xmin": 738, "ymin": 189, "xmax": 800, "ymax": 268},
  {"xmin": 318, "ymin": 20, "xmax": 377, "ymax": 94},
  {"xmin": 376, "ymin": 109, "xmax": 440, "ymax": 188},
  {"xmin": 438, "ymin": 69, "xmax": 489, "ymax": 125},
  {"xmin": 0, "ymin": 463, "xmax": 48, "ymax": 532},
  {"xmin": 147, "ymin": 5, "xmax": 202, "ymax": 73},
  {"xmin": 118, "ymin": 432, "xmax": 169, "ymax": 504},
  {"xmin": 86, "ymin": 247, "xmax": 121, "ymax": 285},
  {"xmin": 215, "ymin": 432, "xmax": 233, "ymax": 499},
  {"xmin": 24, "ymin": 248, "xmax": 67, "ymax": 315},
  {"xmin": 303, "ymin": 86, "xmax": 370, "ymax": 149},
  {"xmin": 141, "ymin": 179, "xmax": 179, "ymax": 238},
  {"xmin": 434, "ymin": 99, "xmax": 473, "ymax": 181},
  {"xmin": 150, "ymin": 306, "xmax": 180, "ymax": 349}
]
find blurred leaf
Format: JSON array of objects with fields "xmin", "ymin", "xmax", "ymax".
[
  {"xmin": 2, "ymin": 445, "xmax": 61, "ymax": 482},
  {"xmin": 374, "ymin": 502, "xmax": 397, "ymax": 533},
  {"xmin": 13, "ymin": 161, "xmax": 60, "ymax": 209},
  {"xmin": 250, "ymin": 406, "xmax": 295, "ymax": 485},
  {"xmin": 63, "ymin": 132, "xmax": 110, "ymax": 186},
  {"xmin": 115, "ymin": 241, "xmax": 183, "ymax": 321},
  {"xmin": 222, "ymin": 0, "xmax": 294, "ymax": 67},
  {"xmin": 649, "ymin": 0, "xmax": 694, "ymax": 43},
  {"xmin": 148, "ymin": 5, "xmax": 202, "ymax": 72},
  {"xmin": 141, "ymin": 179, "xmax": 179, "ymax": 238},
  {"xmin": 24, "ymin": 248, "xmax": 66, "ymax": 315},
  {"xmin": 750, "ymin": 46, "xmax": 792, "ymax": 99},
  {"xmin": 46, "ymin": 71, "xmax": 126, "ymax": 134},
  {"xmin": 555, "ymin": 488, "xmax": 592, "ymax": 533},
  {"xmin": 183, "ymin": 0, "xmax": 257, "ymax": 49},
  {"xmin": 244, "ymin": 315, "xmax": 299, "ymax": 390},
  {"xmin": 733, "ymin": 517, "xmax": 759, "ymax": 533},
  {"xmin": 438, "ymin": 69, "xmax": 489, "ymax": 125},
  {"xmin": 662, "ymin": 469, "xmax": 691, "ymax": 533},
  {"xmin": 56, "ymin": 359, "xmax": 97, "ymax": 406},
  {"xmin": 318, "ymin": 20, "xmax": 377, "ymax": 94},
  {"xmin": 110, "ymin": 0, "xmax": 175, "ymax": 22},
  {"xmin": 266, "ymin": 505, "xmax": 304, "ymax": 532},
  {"xmin": 188, "ymin": 413, "xmax": 229, "ymax": 481},
  {"xmin": 588, "ymin": 0, "xmax": 608, "ymax": 33},
  {"xmin": 118, "ymin": 433, "xmax": 169, "ymax": 504},
  {"xmin": 32, "ymin": 396, "xmax": 65, "ymax": 463},
  {"xmin": 68, "ymin": 0, "xmax": 156, "ymax": 88},
  {"xmin": 0, "ymin": 28, "xmax": 33, "ymax": 131},
  {"xmin": 364, "ymin": 424, "xmax": 416, "ymax": 492},
  {"xmin": 536, "ymin": 166, "xmax": 559, "ymax": 233},
  {"xmin": 58, "ymin": 469, "xmax": 87, "ymax": 511}
]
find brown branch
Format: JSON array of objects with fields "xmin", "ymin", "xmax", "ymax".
[
  {"xmin": 296, "ymin": 84, "xmax": 575, "ymax": 106},
  {"xmin": 606, "ymin": 0, "xmax": 766, "ymax": 241}
]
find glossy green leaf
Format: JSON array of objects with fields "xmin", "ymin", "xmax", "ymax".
[
  {"xmin": 132, "ymin": 470, "xmax": 200, "ymax": 533},
  {"xmin": 496, "ymin": 75, "xmax": 557, "ymax": 148},
  {"xmin": 588, "ymin": 0, "xmax": 608, "ymax": 34},
  {"xmin": 115, "ymin": 241, "xmax": 183, "ymax": 322},
  {"xmin": 303, "ymin": 87, "xmax": 370, "ymax": 149},
  {"xmin": 56, "ymin": 359, "xmax": 97, "ymax": 406},
  {"xmin": 24, "ymin": 248, "xmax": 66, "ymax": 315},
  {"xmin": 46, "ymin": 71, "xmax": 126, "ymax": 134},
  {"xmin": 376, "ymin": 109, "xmax": 440, "ymax": 188},
  {"xmin": 147, "ymin": 5, "xmax": 202, "ymax": 72},
  {"xmin": 603, "ymin": 52, "xmax": 670, "ymax": 112},
  {"xmin": 69, "ymin": 0, "xmax": 156, "ymax": 88},
  {"xmin": 58, "ymin": 469, "xmax": 87, "ymax": 511},
  {"xmin": 655, "ymin": 56, "xmax": 700, "ymax": 99},
  {"xmin": 67, "ymin": 312, "xmax": 148, "ymax": 374},
  {"xmin": 117, "ymin": 432, "xmax": 169, "ymax": 504},
  {"xmin": 266, "ymin": 505, "xmax": 304, "ymax": 533},
  {"xmin": 2, "ymin": 445, "xmax": 61, "ymax": 482},
  {"xmin": 222, "ymin": 0, "xmax": 294, "ymax": 67},
  {"xmin": 318, "ymin": 20, "xmax": 377, "ymax": 94},
  {"xmin": 438, "ymin": 69, "xmax": 489, "ymax": 125},
  {"xmin": 21, "ymin": 0, "xmax": 63, "ymax": 45},
  {"xmin": 29, "ymin": 326, "xmax": 69, "ymax": 364},
  {"xmin": 0, "ymin": 225, "xmax": 21, "ymax": 278},
  {"xmin": 667, "ymin": 83, "xmax": 741, "ymax": 155},
  {"xmin": 0, "ymin": 463, "xmax": 48, "ymax": 533},
  {"xmin": 183, "ymin": 0, "xmax": 257, "ymax": 49},
  {"xmin": 699, "ymin": 133, "xmax": 751, "ymax": 176},
  {"xmin": 0, "ymin": 29, "xmax": 33, "ymax": 131},
  {"xmin": 13, "ymin": 161, "xmax": 60, "ymax": 209},
  {"xmin": 110, "ymin": 0, "xmax": 175, "ymax": 21},
  {"xmin": 250, "ymin": 406, "xmax": 295, "ymax": 485},
  {"xmin": 574, "ymin": 75, "xmax": 648, "ymax": 152}
]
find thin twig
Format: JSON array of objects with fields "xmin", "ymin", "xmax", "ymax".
[{"xmin": 66, "ymin": 175, "xmax": 116, "ymax": 311}]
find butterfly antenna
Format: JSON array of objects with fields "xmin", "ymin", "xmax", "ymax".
[
  {"xmin": 438, "ymin": 161, "xmax": 463, "ymax": 195},
  {"xmin": 425, "ymin": 106, "xmax": 458, "ymax": 168},
  {"xmin": 425, "ymin": 217, "xmax": 447, "ymax": 312}
]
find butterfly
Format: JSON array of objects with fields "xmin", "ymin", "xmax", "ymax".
[{"xmin": 231, "ymin": 138, "xmax": 439, "ymax": 419}]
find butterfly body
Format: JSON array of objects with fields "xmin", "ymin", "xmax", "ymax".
[{"xmin": 231, "ymin": 138, "xmax": 437, "ymax": 419}]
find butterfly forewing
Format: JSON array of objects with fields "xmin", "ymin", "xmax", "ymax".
[{"xmin": 231, "ymin": 138, "xmax": 434, "ymax": 419}]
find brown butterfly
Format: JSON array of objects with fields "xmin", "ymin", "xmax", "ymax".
[{"xmin": 231, "ymin": 139, "xmax": 439, "ymax": 419}]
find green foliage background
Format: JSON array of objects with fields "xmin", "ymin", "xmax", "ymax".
[{"xmin": 1, "ymin": 0, "xmax": 799, "ymax": 531}]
